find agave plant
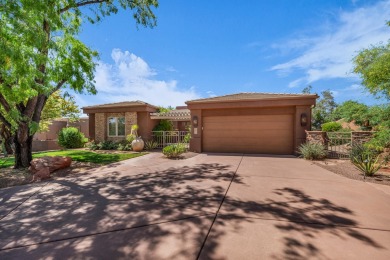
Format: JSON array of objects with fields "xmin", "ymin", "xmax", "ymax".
[
  {"xmin": 144, "ymin": 140, "xmax": 158, "ymax": 151},
  {"xmin": 351, "ymin": 144, "xmax": 382, "ymax": 177}
]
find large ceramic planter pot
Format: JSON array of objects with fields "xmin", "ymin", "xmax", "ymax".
[{"xmin": 132, "ymin": 137, "xmax": 144, "ymax": 152}]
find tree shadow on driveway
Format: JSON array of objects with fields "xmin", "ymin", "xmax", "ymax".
[
  {"xmin": 0, "ymin": 163, "xmax": 240, "ymax": 259},
  {"xmin": 202, "ymin": 186, "xmax": 386, "ymax": 259},
  {"xmin": 0, "ymin": 161, "xmax": 387, "ymax": 259}
]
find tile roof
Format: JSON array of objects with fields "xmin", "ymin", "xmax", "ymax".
[
  {"xmin": 186, "ymin": 92, "xmax": 318, "ymax": 103},
  {"xmin": 82, "ymin": 101, "xmax": 156, "ymax": 109},
  {"xmin": 150, "ymin": 109, "xmax": 191, "ymax": 120}
]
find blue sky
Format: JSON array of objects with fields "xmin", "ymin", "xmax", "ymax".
[{"xmin": 75, "ymin": 0, "xmax": 390, "ymax": 109}]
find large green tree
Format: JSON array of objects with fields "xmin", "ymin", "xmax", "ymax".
[
  {"xmin": 353, "ymin": 22, "xmax": 390, "ymax": 100},
  {"xmin": 0, "ymin": 0, "xmax": 158, "ymax": 168},
  {"xmin": 0, "ymin": 91, "xmax": 79, "ymax": 154}
]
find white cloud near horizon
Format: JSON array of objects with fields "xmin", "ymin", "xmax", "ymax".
[
  {"xmin": 91, "ymin": 49, "xmax": 199, "ymax": 107},
  {"xmin": 270, "ymin": 0, "xmax": 390, "ymax": 88}
]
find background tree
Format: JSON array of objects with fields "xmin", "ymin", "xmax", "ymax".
[
  {"xmin": 353, "ymin": 22, "xmax": 390, "ymax": 100},
  {"xmin": 302, "ymin": 85, "xmax": 313, "ymax": 94},
  {"xmin": 331, "ymin": 100, "xmax": 369, "ymax": 125},
  {"xmin": 39, "ymin": 91, "xmax": 80, "ymax": 132},
  {"xmin": 0, "ymin": 0, "xmax": 158, "ymax": 168},
  {"xmin": 303, "ymin": 88, "xmax": 337, "ymax": 130},
  {"xmin": 352, "ymin": 21, "xmax": 390, "ymax": 149}
]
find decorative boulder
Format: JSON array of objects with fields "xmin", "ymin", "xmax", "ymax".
[
  {"xmin": 131, "ymin": 137, "xmax": 145, "ymax": 152},
  {"xmin": 29, "ymin": 156, "xmax": 72, "ymax": 181}
]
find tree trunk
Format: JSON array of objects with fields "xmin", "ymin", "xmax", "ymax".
[
  {"xmin": 0, "ymin": 125, "xmax": 14, "ymax": 155},
  {"xmin": 14, "ymin": 123, "xmax": 33, "ymax": 168},
  {"xmin": 4, "ymin": 137, "xmax": 14, "ymax": 155}
]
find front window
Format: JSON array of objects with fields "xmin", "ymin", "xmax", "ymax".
[{"xmin": 108, "ymin": 117, "xmax": 125, "ymax": 136}]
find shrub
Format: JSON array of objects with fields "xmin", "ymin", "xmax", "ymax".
[
  {"xmin": 117, "ymin": 143, "xmax": 132, "ymax": 151},
  {"xmin": 298, "ymin": 142, "xmax": 327, "ymax": 160},
  {"xmin": 126, "ymin": 134, "xmax": 136, "ymax": 143},
  {"xmin": 98, "ymin": 140, "xmax": 118, "ymax": 150},
  {"xmin": 144, "ymin": 140, "xmax": 158, "ymax": 150},
  {"xmin": 58, "ymin": 127, "xmax": 87, "ymax": 149},
  {"xmin": 366, "ymin": 127, "xmax": 390, "ymax": 151},
  {"xmin": 86, "ymin": 141, "xmax": 99, "ymax": 150},
  {"xmin": 116, "ymin": 140, "xmax": 132, "ymax": 151},
  {"xmin": 321, "ymin": 122, "xmax": 342, "ymax": 132},
  {"xmin": 350, "ymin": 144, "xmax": 382, "ymax": 177},
  {"xmin": 153, "ymin": 120, "xmax": 173, "ymax": 132},
  {"xmin": 162, "ymin": 143, "xmax": 186, "ymax": 158},
  {"xmin": 183, "ymin": 132, "xmax": 191, "ymax": 143}
]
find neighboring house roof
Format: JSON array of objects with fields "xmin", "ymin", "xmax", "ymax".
[
  {"xmin": 186, "ymin": 92, "xmax": 318, "ymax": 104},
  {"xmin": 82, "ymin": 101, "xmax": 157, "ymax": 109},
  {"xmin": 150, "ymin": 109, "xmax": 191, "ymax": 121}
]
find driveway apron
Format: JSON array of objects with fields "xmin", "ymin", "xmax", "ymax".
[{"xmin": 1, "ymin": 154, "xmax": 390, "ymax": 259}]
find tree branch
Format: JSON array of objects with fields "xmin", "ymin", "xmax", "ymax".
[
  {"xmin": 24, "ymin": 97, "xmax": 38, "ymax": 119},
  {"xmin": 0, "ymin": 93, "xmax": 11, "ymax": 112},
  {"xmin": 50, "ymin": 79, "xmax": 67, "ymax": 95},
  {"xmin": 60, "ymin": 0, "xmax": 108, "ymax": 13},
  {"xmin": 0, "ymin": 113, "xmax": 12, "ymax": 129},
  {"xmin": 32, "ymin": 94, "xmax": 48, "ymax": 123}
]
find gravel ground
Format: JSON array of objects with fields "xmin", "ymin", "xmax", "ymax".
[{"xmin": 311, "ymin": 159, "xmax": 390, "ymax": 186}]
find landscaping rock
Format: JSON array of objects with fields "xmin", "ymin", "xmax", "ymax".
[{"xmin": 29, "ymin": 156, "xmax": 72, "ymax": 181}]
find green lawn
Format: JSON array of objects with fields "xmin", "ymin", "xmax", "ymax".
[{"xmin": 0, "ymin": 150, "xmax": 147, "ymax": 168}]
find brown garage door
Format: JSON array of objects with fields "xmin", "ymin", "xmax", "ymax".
[{"xmin": 202, "ymin": 114, "xmax": 294, "ymax": 154}]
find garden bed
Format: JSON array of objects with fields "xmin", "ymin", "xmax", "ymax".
[
  {"xmin": 0, "ymin": 149, "xmax": 147, "ymax": 188},
  {"xmin": 162, "ymin": 151, "xmax": 199, "ymax": 160},
  {"xmin": 312, "ymin": 159, "xmax": 390, "ymax": 186}
]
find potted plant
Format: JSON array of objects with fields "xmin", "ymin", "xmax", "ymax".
[{"xmin": 130, "ymin": 124, "xmax": 144, "ymax": 152}]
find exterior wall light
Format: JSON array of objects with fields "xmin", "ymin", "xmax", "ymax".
[
  {"xmin": 300, "ymin": 113, "xmax": 308, "ymax": 127},
  {"xmin": 192, "ymin": 116, "xmax": 198, "ymax": 127}
]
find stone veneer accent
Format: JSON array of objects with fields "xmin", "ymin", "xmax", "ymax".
[
  {"xmin": 306, "ymin": 131, "xmax": 374, "ymax": 150},
  {"xmin": 95, "ymin": 113, "xmax": 105, "ymax": 142},
  {"xmin": 305, "ymin": 131, "xmax": 328, "ymax": 148},
  {"xmin": 125, "ymin": 112, "xmax": 137, "ymax": 136},
  {"xmin": 95, "ymin": 112, "xmax": 138, "ymax": 142}
]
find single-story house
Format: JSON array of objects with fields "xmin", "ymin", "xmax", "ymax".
[
  {"xmin": 82, "ymin": 101, "xmax": 160, "ymax": 142},
  {"xmin": 83, "ymin": 92, "xmax": 317, "ymax": 155},
  {"xmin": 186, "ymin": 93, "xmax": 317, "ymax": 154}
]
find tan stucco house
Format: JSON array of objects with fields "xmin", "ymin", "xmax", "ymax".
[
  {"xmin": 186, "ymin": 93, "xmax": 317, "ymax": 154},
  {"xmin": 83, "ymin": 92, "xmax": 317, "ymax": 155},
  {"xmin": 82, "ymin": 101, "xmax": 160, "ymax": 142}
]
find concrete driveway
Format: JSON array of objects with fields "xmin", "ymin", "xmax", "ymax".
[{"xmin": 1, "ymin": 153, "xmax": 390, "ymax": 259}]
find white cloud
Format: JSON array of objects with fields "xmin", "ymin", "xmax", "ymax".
[
  {"xmin": 206, "ymin": 91, "xmax": 216, "ymax": 97},
  {"xmin": 91, "ymin": 49, "xmax": 199, "ymax": 107},
  {"xmin": 165, "ymin": 66, "xmax": 177, "ymax": 72},
  {"xmin": 270, "ymin": 0, "xmax": 390, "ymax": 87}
]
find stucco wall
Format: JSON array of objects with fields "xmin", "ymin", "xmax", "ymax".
[
  {"xmin": 137, "ymin": 111, "xmax": 159, "ymax": 141},
  {"xmin": 294, "ymin": 106, "xmax": 312, "ymax": 153}
]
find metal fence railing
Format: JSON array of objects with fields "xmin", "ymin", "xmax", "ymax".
[
  {"xmin": 325, "ymin": 131, "xmax": 373, "ymax": 159},
  {"xmin": 327, "ymin": 132, "xmax": 352, "ymax": 159},
  {"xmin": 151, "ymin": 131, "xmax": 188, "ymax": 148}
]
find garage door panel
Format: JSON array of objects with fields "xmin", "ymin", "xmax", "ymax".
[
  {"xmin": 205, "ymin": 134, "xmax": 293, "ymax": 141},
  {"xmin": 204, "ymin": 129, "xmax": 294, "ymax": 136},
  {"xmin": 204, "ymin": 137, "xmax": 293, "ymax": 147},
  {"xmin": 202, "ymin": 114, "xmax": 293, "ymax": 154}
]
